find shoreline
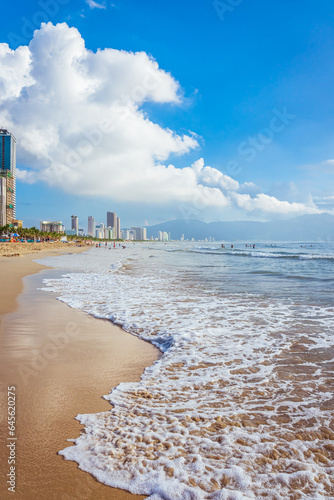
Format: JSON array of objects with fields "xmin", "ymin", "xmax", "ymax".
[
  {"xmin": 0, "ymin": 243, "xmax": 88, "ymax": 316},
  {"xmin": 0, "ymin": 248, "xmax": 159, "ymax": 499}
]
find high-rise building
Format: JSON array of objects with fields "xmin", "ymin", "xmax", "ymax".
[
  {"xmin": 104, "ymin": 228, "xmax": 115, "ymax": 239},
  {"xmin": 158, "ymin": 231, "xmax": 168, "ymax": 242},
  {"xmin": 71, "ymin": 215, "xmax": 78, "ymax": 235},
  {"xmin": 0, "ymin": 177, "xmax": 7, "ymax": 227},
  {"xmin": 95, "ymin": 228, "xmax": 103, "ymax": 239},
  {"xmin": 107, "ymin": 211, "xmax": 120, "ymax": 239},
  {"xmin": 0, "ymin": 129, "xmax": 16, "ymax": 226},
  {"xmin": 131, "ymin": 227, "xmax": 147, "ymax": 240},
  {"xmin": 95, "ymin": 224, "xmax": 105, "ymax": 239},
  {"xmin": 121, "ymin": 229, "xmax": 131, "ymax": 240},
  {"xmin": 87, "ymin": 216, "xmax": 95, "ymax": 237},
  {"xmin": 107, "ymin": 211, "xmax": 117, "ymax": 228},
  {"xmin": 40, "ymin": 221, "xmax": 65, "ymax": 233},
  {"xmin": 107, "ymin": 226, "xmax": 116, "ymax": 239}
]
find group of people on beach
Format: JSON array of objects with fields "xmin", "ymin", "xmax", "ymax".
[
  {"xmin": 221, "ymin": 244, "xmax": 256, "ymax": 249},
  {"xmin": 95, "ymin": 242, "xmax": 126, "ymax": 249}
]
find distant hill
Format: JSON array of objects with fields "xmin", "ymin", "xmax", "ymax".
[{"xmin": 146, "ymin": 214, "xmax": 334, "ymax": 242}]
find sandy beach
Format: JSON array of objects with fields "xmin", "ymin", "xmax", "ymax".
[
  {"xmin": 0, "ymin": 245, "xmax": 159, "ymax": 499},
  {"xmin": 0, "ymin": 242, "xmax": 89, "ymax": 315}
]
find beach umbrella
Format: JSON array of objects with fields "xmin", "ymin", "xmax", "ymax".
[{"xmin": 13, "ymin": 233, "xmax": 19, "ymax": 237}]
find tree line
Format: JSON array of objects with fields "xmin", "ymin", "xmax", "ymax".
[{"xmin": 0, "ymin": 225, "xmax": 64, "ymax": 241}]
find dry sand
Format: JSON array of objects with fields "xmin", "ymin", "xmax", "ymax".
[
  {"xmin": 0, "ymin": 247, "xmax": 159, "ymax": 499},
  {"xmin": 0, "ymin": 240, "xmax": 90, "ymax": 258}
]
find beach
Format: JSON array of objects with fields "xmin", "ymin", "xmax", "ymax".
[
  {"xmin": 0, "ymin": 245, "xmax": 159, "ymax": 499},
  {"xmin": 1, "ymin": 241, "xmax": 333, "ymax": 499},
  {"xmin": 36, "ymin": 242, "xmax": 334, "ymax": 499},
  {"xmin": 0, "ymin": 242, "xmax": 89, "ymax": 315}
]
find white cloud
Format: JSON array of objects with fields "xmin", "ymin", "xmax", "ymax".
[
  {"xmin": 231, "ymin": 192, "xmax": 320, "ymax": 215},
  {"xmin": 302, "ymin": 159, "xmax": 334, "ymax": 174},
  {"xmin": 313, "ymin": 194, "xmax": 334, "ymax": 212},
  {"xmin": 86, "ymin": 0, "xmax": 106, "ymax": 9},
  {"xmin": 314, "ymin": 195, "xmax": 334, "ymax": 201},
  {"xmin": 0, "ymin": 23, "xmax": 323, "ymax": 219},
  {"xmin": 0, "ymin": 44, "xmax": 33, "ymax": 100}
]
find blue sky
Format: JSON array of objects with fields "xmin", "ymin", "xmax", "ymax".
[{"xmin": 1, "ymin": 0, "xmax": 334, "ymax": 229}]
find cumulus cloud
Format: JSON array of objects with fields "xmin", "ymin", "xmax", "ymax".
[
  {"xmin": 0, "ymin": 44, "xmax": 33, "ymax": 99},
  {"xmin": 231, "ymin": 192, "xmax": 319, "ymax": 215},
  {"xmin": 86, "ymin": 0, "xmax": 106, "ymax": 9},
  {"xmin": 0, "ymin": 23, "xmax": 322, "ymax": 218}
]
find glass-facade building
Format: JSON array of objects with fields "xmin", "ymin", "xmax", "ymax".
[
  {"xmin": 1, "ymin": 130, "xmax": 16, "ymax": 172},
  {"xmin": 0, "ymin": 129, "xmax": 16, "ymax": 225}
]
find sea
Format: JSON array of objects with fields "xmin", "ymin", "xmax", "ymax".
[{"xmin": 36, "ymin": 240, "xmax": 334, "ymax": 499}]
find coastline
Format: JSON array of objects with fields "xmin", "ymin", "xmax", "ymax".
[
  {"xmin": 0, "ymin": 243, "xmax": 88, "ymax": 316},
  {"xmin": 0, "ymin": 247, "xmax": 159, "ymax": 499}
]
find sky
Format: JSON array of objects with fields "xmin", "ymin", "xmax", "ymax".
[{"xmin": 1, "ymin": 0, "xmax": 334, "ymax": 229}]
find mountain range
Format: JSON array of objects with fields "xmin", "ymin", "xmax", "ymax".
[{"xmin": 146, "ymin": 214, "xmax": 334, "ymax": 242}]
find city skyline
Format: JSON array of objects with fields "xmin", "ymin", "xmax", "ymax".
[{"xmin": 36, "ymin": 211, "xmax": 150, "ymax": 238}]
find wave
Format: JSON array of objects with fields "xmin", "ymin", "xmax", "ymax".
[{"xmin": 179, "ymin": 247, "xmax": 334, "ymax": 261}]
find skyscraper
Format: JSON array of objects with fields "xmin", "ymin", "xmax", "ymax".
[
  {"xmin": 71, "ymin": 215, "xmax": 78, "ymax": 235},
  {"xmin": 131, "ymin": 227, "xmax": 147, "ymax": 240},
  {"xmin": 0, "ymin": 129, "xmax": 16, "ymax": 226},
  {"xmin": 0, "ymin": 177, "xmax": 7, "ymax": 227},
  {"xmin": 117, "ymin": 217, "xmax": 121, "ymax": 239},
  {"xmin": 107, "ymin": 211, "xmax": 117, "ymax": 228},
  {"xmin": 107, "ymin": 211, "xmax": 119, "ymax": 239},
  {"xmin": 88, "ymin": 216, "xmax": 95, "ymax": 237},
  {"xmin": 40, "ymin": 221, "xmax": 65, "ymax": 233}
]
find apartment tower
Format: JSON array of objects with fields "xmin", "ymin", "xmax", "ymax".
[
  {"xmin": 71, "ymin": 215, "xmax": 79, "ymax": 235},
  {"xmin": 87, "ymin": 216, "xmax": 95, "ymax": 237},
  {"xmin": 0, "ymin": 129, "xmax": 16, "ymax": 226},
  {"xmin": 107, "ymin": 211, "xmax": 120, "ymax": 239}
]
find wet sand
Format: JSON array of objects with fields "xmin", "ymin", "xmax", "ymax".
[
  {"xmin": 0, "ymin": 246, "xmax": 87, "ymax": 315},
  {"xmin": 0, "ymin": 251, "xmax": 159, "ymax": 499}
]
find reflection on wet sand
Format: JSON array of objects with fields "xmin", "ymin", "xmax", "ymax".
[{"xmin": 0, "ymin": 267, "xmax": 158, "ymax": 500}]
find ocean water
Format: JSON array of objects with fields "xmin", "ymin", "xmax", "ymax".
[{"xmin": 37, "ymin": 241, "xmax": 334, "ymax": 499}]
